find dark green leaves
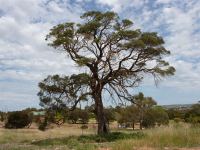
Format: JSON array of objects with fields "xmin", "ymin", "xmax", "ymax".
[
  {"xmin": 141, "ymin": 32, "xmax": 164, "ymax": 46},
  {"xmin": 46, "ymin": 23, "xmax": 75, "ymax": 48}
]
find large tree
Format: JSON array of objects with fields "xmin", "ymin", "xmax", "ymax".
[{"xmin": 41, "ymin": 11, "xmax": 175, "ymax": 134}]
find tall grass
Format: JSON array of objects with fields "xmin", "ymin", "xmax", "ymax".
[{"xmin": 112, "ymin": 122, "xmax": 200, "ymax": 150}]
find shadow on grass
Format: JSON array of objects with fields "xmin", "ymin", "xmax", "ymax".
[{"xmin": 32, "ymin": 132, "xmax": 145, "ymax": 146}]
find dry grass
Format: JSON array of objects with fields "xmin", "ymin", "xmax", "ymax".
[
  {"xmin": 0, "ymin": 123, "xmax": 96, "ymax": 144},
  {"xmin": 0, "ymin": 122, "xmax": 200, "ymax": 150}
]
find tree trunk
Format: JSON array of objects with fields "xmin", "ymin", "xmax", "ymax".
[
  {"xmin": 139, "ymin": 120, "xmax": 142, "ymax": 130},
  {"xmin": 93, "ymin": 91, "xmax": 109, "ymax": 134},
  {"xmin": 132, "ymin": 121, "xmax": 134, "ymax": 130}
]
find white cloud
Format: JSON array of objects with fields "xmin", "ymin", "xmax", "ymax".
[
  {"xmin": 0, "ymin": 0, "xmax": 84, "ymax": 110},
  {"xmin": 96, "ymin": 0, "xmax": 146, "ymax": 12},
  {"xmin": 156, "ymin": 0, "xmax": 172, "ymax": 4}
]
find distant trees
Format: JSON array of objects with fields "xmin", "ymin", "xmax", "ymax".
[
  {"xmin": 5, "ymin": 98, "xmax": 200, "ymax": 131},
  {"xmin": 116, "ymin": 93, "xmax": 169, "ymax": 129},
  {"xmin": 185, "ymin": 104, "xmax": 200, "ymax": 124},
  {"xmin": 166, "ymin": 108, "xmax": 186, "ymax": 121}
]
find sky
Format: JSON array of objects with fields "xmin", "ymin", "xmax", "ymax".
[{"xmin": 0, "ymin": 0, "xmax": 200, "ymax": 111}]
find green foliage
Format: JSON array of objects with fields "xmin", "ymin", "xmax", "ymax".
[
  {"xmin": 142, "ymin": 106, "xmax": 169, "ymax": 128},
  {"xmin": 152, "ymin": 106, "xmax": 169, "ymax": 126},
  {"xmin": 116, "ymin": 106, "xmax": 138, "ymax": 125},
  {"xmin": 166, "ymin": 108, "xmax": 186, "ymax": 120},
  {"xmin": 142, "ymin": 109, "xmax": 156, "ymax": 128},
  {"xmin": 5, "ymin": 111, "xmax": 32, "ymax": 129}
]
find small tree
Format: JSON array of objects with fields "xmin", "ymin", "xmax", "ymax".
[
  {"xmin": 0, "ymin": 112, "xmax": 6, "ymax": 122},
  {"xmin": 142, "ymin": 106, "xmax": 169, "ymax": 128},
  {"xmin": 79, "ymin": 110, "xmax": 89, "ymax": 124},
  {"xmin": 41, "ymin": 11, "xmax": 175, "ymax": 134},
  {"xmin": 131, "ymin": 92, "xmax": 157, "ymax": 129}
]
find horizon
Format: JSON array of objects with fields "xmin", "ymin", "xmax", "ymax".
[
  {"xmin": 0, "ymin": 0, "xmax": 200, "ymax": 111},
  {"xmin": 0, "ymin": 102, "xmax": 198, "ymax": 112}
]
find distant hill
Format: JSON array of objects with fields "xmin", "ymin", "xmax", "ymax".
[{"xmin": 161, "ymin": 104, "xmax": 194, "ymax": 110}]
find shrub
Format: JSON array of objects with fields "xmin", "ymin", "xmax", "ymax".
[{"xmin": 5, "ymin": 111, "xmax": 32, "ymax": 129}]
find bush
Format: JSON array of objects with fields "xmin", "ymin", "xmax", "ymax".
[{"xmin": 5, "ymin": 111, "xmax": 32, "ymax": 129}]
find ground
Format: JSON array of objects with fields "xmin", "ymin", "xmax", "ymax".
[{"xmin": 0, "ymin": 122, "xmax": 199, "ymax": 150}]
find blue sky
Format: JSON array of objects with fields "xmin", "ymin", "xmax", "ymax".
[{"xmin": 0, "ymin": 0, "xmax": 200, "ymax": 111}]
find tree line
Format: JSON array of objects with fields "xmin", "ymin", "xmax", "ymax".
[{"xmin": 1, "ymin": 93, "xmax": 199, "ymax": 130}]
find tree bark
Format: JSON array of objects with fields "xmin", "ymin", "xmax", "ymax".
[{"xmin": 93, "ymin": 90, "xmax": 109, "ymax": 134}]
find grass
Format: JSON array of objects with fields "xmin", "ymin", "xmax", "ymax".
[
  {"xmin": 112, "ymin": 122, "xmax": 200, "ymax": 150},
  {"xmin": 0, "ymin": 122, "xmax": 200, "ymax": 150}
]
